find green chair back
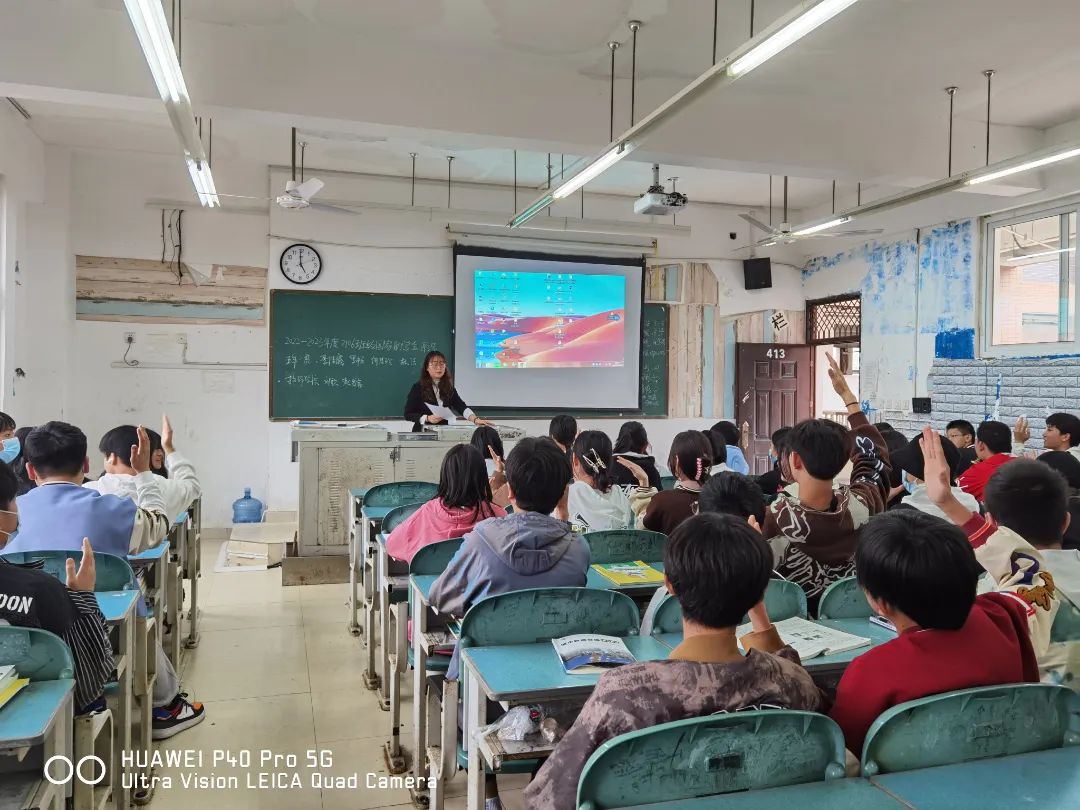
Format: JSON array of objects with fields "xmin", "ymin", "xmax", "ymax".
[
  {"xmin": 460, "ymin": 587, "xmax": 640, "ymax": 649},
  {"xmin": 861, "ymin": 683, "xmax": 1080, "ymax": 776},
  {"xmin": 0, "ymin": 626, "xmax": 75, "ymax": 681},
  {"xmin": 409, "ymin": 537, "xmax": 464, "ymax": 576},
  {"xmin": 2, "ymin": 549, "xmax": 135, "ymax": 592},
  {"xmin": 648, "ymin": 579, "xmax": 808, "ymax": 636},
  {"xmin": 577, "ymin": 710, "xmax": 846, "ymax": 809},
  {"xmin": 659, "ymin": 476, "xmax": 676, "ymax": 491},
  {"xmin": 1051, "ymin": 594, "xmax": 1080, "ymax": 646},
  {"xmin": 363, "ymin": 481, "xmax": 438, "ymax": 509},
  {"xmin": 817, "ymin": 576, "xmax": 872, "ymax": 619},
  {"xmin": 582, "ymin": 530, "xmax": 666, "ymax": 565},
  {"xmin": 381, "ymin": 502, "xmax": 425, "ymax": 535}
]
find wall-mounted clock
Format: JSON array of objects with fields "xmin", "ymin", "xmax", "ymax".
[{"xmin": 280, "ymin": 243, "xmax": 322, "ymax": 284}]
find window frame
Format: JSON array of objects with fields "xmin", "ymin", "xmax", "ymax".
[{"xmin": 982, "ymin": 195, "xmax": 1080, "ymax": 358}]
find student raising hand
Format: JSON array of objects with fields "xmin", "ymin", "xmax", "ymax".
[
  {"xmin": 65, "ymin": 538, "xmax": 96, "ymax": 592},
  {"xmin": 826, "ymin": 352, "xmax": 859, "ymax": 411},
  {"xmin": 919, "ymin": 426, "xmax": 975, "ymax": 525},
  {"xmin": 130, "ymin": 425, "xmax": 151, "ymax": 473},
  {"xmin": 616, "ymin": 456, "xmax": 650, "ymax": 489},
  {"xmin": 161, "ymin": 413, "xmax": 176, "ymax": 454}
]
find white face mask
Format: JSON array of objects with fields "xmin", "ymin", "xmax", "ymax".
[{"xmin": 0, "ymin": 507, "xmax": 19, "ymax": 543}]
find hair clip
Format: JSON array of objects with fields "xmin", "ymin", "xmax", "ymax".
[
  {"xmin": 587, "ymin": 448, "xmax": 607, "ymax": 471},
  {"xmin": 695, "ymin": 457, "xmax": 704, "ymax": 480}
]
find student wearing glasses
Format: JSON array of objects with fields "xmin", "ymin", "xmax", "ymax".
[{"xmin": 403, "ymin": 350, "xmax": 493, "ymax": 432}]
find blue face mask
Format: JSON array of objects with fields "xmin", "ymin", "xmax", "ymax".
[
  {"xmin": 0, "ymin": 437, "xmax": 20, "ymax": 465},
  {"xmin": 902, "ymin": 473, "xmax": 918, "ymax": 496}
]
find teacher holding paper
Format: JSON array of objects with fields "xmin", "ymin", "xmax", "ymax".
[{"xmin": 404, "ymin": 350, "xmax": 492, "ymax": 432}]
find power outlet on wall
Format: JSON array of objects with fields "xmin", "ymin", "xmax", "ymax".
[{"xmin": 124, "ymin": 332, "xmax": 135, "ymax": 344}]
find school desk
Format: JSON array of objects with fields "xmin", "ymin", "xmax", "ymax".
[
  {"xmin": 359, "ymin": 504, "xmax": 394, "ymax": 691},
  {"xmin": 181, "ymin": 500, "xmax": 203, "ymax": 650},
  {"xmin": 96, "ymin": 589, "xmax": 138, "ymax": 810},
  {"xmin": 460, "ymin": 636, "xmax": 671, "ymax": 810},
  {"xmin": 347, "ymin": 488, "xmax": 366, "ymax": 635}
]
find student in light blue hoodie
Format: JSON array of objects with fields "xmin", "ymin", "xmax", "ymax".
[{"xmin": 711, "ymin": 421, "xmax": 750, "ymax": 474}]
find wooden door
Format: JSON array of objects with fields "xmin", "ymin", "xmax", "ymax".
[{"xmin": 735, "ymin": 344, "xmax": 814, "ymax": 475}]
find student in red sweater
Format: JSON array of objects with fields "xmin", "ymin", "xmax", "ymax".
[
  {"xmin": 956, "ymin": 420, "xmax": 1014, "ymax": 502},
  {"xmin": 830, "ymin": 509, "xmax": 1039, "ymax": 754}
]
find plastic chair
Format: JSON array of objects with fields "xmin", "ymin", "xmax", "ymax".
[
  {"xmin": 659, "ymin": 476, "xmax": 677, "ymax": 491},
  {"xmin": 816, "ymin": 576, "xmax": 872, "ymax": 619},
  {"xmin": 381, "ymin": 502, "xmax": 425, "ymax": 536},
  {"xmin": 363, "ymin": 481, "xmax": 439, "ymax": 509},
  {"xmin": 861, "ymin": 683, "xmax": 1080, "ymax": 776},
  {"xmin": 577, "ymin": 710, "xmax": 847, "ymax": 809},
  {"xmin": 427, "ymin": 588, "xmax": 640, "ymax": 808},
  {"xmin": 582, "ymin": 530, "xmax": 666, "ymax": 565},
  {"xmin": 646, "ymin": 579, "xmax": 806, "ymax": 638},
  {"xmin": 411, "ymin": 537, "xmax": 465, "ymax": 576},
  {"xmin": 1, "ymin": 550, "xmax": 136, "ymax": 592}
]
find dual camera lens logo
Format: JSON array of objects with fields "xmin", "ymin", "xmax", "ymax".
[{"xmin": 43, "ymin": 755, "xmax": 107, "ymax": 786}]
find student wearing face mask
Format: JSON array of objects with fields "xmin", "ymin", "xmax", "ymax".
[
  {"xmin": 889, "ymin": 432, "xmax": 978, "ymax": 521},
  {"xmin": 7, "ymin": 426, "xmax": 35, "ymax": 496},
  {"xmin": 0, "ymin": 411, "xmax": 20, "ymax": 466}
]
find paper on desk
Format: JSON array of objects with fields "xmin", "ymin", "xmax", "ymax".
[{"xmin": 425, "ymin": 403, "xmax": 459, "ymax": 422}]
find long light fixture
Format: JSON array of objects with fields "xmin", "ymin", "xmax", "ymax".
[
  {"xmin": 186, "ymin": 157, "xmax": 220, "ymax": 208},
  {"xmin": 793, "ymin": 216, "xmax": 851, "ymax": 236},
  {"xmin": 552, "ymin": 144, "xmax": 630, "ymax": 199},
  {"xmin": 509, "ymin": 0, "xmax": 862, "ymax": 227},
  {"xmin": 122, "ymin": 0, "xmax": 189, "ymax": 104},
  {"xmin": 729, "ymin": 0, "xmax": 861, "ymax": 77},
  {"xmin": 1005, "ymin": 247, "xmax": 1075, "ymax": 262},
  {"xmin": 967, "ymin": 146, "xmax": 1080, "ymax": 185},
  {"xmin": 122, "ymin": 0, "xmax": 218, "ymax": 208}
]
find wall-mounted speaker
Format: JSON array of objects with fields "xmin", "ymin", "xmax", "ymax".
[{"xmin": 743, "ymin": 257, "xmax": 773, "ymax": 290}]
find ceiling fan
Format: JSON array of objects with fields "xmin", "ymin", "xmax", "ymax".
[
  {"xmin": 218, "ymin": 127, "xmax": 361, "ymax": 215},
  {"xmin": 737, "ymin": 177, "xmax": 882, "ymax": 249}
]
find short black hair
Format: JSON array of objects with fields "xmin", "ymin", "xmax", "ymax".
[
  {"xmin": 699, "ymin": 473, "xmax": 766, "ymax": 525},
  {"xmin": 669, "ymin": 431, "xmax": 712, "ymax": 484},
  {"xmin": 0, "ymin": 412, "xmax": 15, "ymax": 434},
  {"xmin": 785, "ymin": 419, "xmax": 850, "ymax": 480},
  {"xmin": 710, "ymin": 421, "xmax": 740, "ymax": 447},
  {"xmin": 878, "ymin": 429, "xmax": 910, "ymax": 488},
  {"xmin": 548, "ymin": 414, "xmax": 577, "ymax": 448},
  {"xmin": 0, "ymin": 457, "xmax": 17, "ymax": 507},
  {"xmin": 946, "ymin": 420, "xmax": 976, "ymax": 440},
  {"xmin": 891, "ymin": 433, "xmax": 962, "ymax": 482},
  {"xmin": 572, "ymin": 430, "xmax": 615, "ymax": 493},
  {"xmin": 976, "ymin": 421, "xmax": 1012, "ymax": 454},
  {"xmin": 771, "ymin": 426, "xmax": 793, "ymax": 452},
  {"xmin": 1037, "ymin": 450, "xmax": 1080, "ymax": 490},
  {"xmin": 99, "ymin": 425, "xmax": 139, "ymax": 462},
  {"xmin": 1046, "ymin": 413, "xmax": 1080, "ymax": 448},
  {"xmin": 705, "ymin": 431, "xmax": 728, "ymax": 466},
  {"xmin": 437, "ymin": 444, "xmax": 495, "ymax": 519},
  {"xmin": 984, "ymin": 459, "xmax": 1068, "ymax": 548},
  {"xmin": 665, "ymin": 513, "xmax": 773, "ymax": 628},
  {"xmin": 857, "ymin": 510, "xmax": 981, "ymax": 630},
  {"xmin": 613, "ymin": 421, "xmax": 649, "ymax": 455},
  {"xmin": 505, "ymin": 437, "xmax": 572, "ymax": 514},
  {"xmin": 874, "ymin": 422, "xmax": 895, "ymax": 433},
  {"xmin": 470, "ymin": 426, "xmax": 503, "ymax": 461},
  {"xmin": 24, "ymin": 421, "xmax": 88, "ymax": 477}
]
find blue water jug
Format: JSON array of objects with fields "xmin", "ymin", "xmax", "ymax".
[{"xmin": 232, "ymin": 487, "xmax": 264, "ymax": 523}]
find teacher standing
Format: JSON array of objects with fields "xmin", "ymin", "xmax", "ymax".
[{"xmin": 404, "ymin": 350, "xmax": 492, "ymax": 432}]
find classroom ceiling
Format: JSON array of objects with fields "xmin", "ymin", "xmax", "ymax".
[{"xmin": 4, "ymin": 0, "xmax": 1080, "ymax": 217}]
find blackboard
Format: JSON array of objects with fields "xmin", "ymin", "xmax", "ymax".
[
  {"xmin": 640, "ymin": 303, "xmax": 669, "ymax": 417},
  {"xmin": 269, "ymin": 290, "xmax": 454, "ymax": 419}
]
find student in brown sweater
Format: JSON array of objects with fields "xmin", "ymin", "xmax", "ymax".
[
  {"xmin": 764, "ymin": 353, "xmax": 891, "ymax": 612},
  {"xmin": 621, "ymin": 430, "xmax": 712, "ymax": 535}
]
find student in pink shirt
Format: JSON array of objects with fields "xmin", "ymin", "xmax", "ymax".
[{"xmin": 386, "ymin": 444, "xmax": 505, "ymax": 563}]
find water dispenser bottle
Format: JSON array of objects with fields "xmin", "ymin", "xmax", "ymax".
[{"xmin": 232, "ymin": 487, "xmax": 264, "ymax": 523}]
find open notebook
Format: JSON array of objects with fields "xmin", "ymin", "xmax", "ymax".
[{"xmin": 737, "ymin": 616, "xmax": 871, "ymax": 660}]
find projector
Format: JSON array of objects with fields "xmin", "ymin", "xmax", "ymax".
[{"xmin": 634, "ymin": 191, "xmax": 688, "ymax": 216}]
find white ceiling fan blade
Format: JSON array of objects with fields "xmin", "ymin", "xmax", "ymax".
[
  {"xmin": 217, "ymin": 192, "xmax": 274, "ymax": 201},
  {"xmin": 294, "ymin": 177, "xmax": 325, "ymax": 201},
  {"xmin": 739, "ymin": 213, "xmax": 780, "ymax": 234},
  {"xmin": 308, "ymin": 201, "xmax": 361, "ymax": 216}
]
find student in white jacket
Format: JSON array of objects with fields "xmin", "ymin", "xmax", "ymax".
[
  {"xmin": 566, "ymin": 431, "xmax": 634, "ymax": 534},
  {"xmin": 85, "ymin": 414, "xmax": 201, "ymax": 521}
]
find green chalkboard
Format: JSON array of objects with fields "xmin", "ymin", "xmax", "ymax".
[
  {"xmin": 640, "ymin": 303, "xmax": 669, "ymax": 417},
  {"xmin": 269, "ymin": 290, "xmax": 453, "ymax": 419}
]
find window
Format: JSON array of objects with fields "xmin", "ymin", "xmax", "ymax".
[
  {"xmin": 984, "ymin": 200, "xmax": 1078, "ymax": 356},
  {"xmin": 806, "ymin": 294, "xmax": 861, "ymax": 345}
]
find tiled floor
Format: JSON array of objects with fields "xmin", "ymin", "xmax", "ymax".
[{"xmin": 147, "ymin": 540, "xmax": 529, "ymax": 809}]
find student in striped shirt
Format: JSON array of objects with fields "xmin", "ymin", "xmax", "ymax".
[{"xmin": 0, "ymin": 462, "xmax": 113, "ymax": 713}]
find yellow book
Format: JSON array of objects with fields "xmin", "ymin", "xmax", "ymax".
[
  {"xmin": 591, "ymin": 561, "xmax": 664, "ymax": 586},
  {"xmin": 0, "ymin": 678, "xmax": 29, "ymax": 711}
]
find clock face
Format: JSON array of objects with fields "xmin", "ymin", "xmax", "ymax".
[{"xmin": 280, "ymin": 243, "xmax": 322, "ymax": 284}]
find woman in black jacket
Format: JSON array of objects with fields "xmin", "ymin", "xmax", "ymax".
[{"xmin": 403, "ymin": 350, "xmax": 492, "ymax": 432}]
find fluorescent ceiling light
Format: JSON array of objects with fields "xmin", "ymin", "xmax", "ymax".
[
  {"xmin": 968, "ymin": 147, "xmax": 1080, "ymax": 185},
  {"xmin": 508, "ymin": 194, "xmax": 554, "ymax": 228},
  {"xmin": 186, "ymin": 157, "xmax": 220, "ymax": 208},
  {"xmin": 729, "ymin": 0, "xmax": 861, "ymax": 77},
  {"xmin": 793, "ymin": 216, "xmax": 851, "ymax": 236},
  {"xmin": 1005, "ymin": 247, "xmax": 1075, "ymax": 261},
  {"xmin": 123, "ymin": 0, "xmax": 189, "ymax": 104},
  {"xmin": 551, "ymin": 145, "xmax": 631, "ymax": 200}
]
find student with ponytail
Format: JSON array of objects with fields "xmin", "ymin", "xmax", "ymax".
[
  {"xmin": 620, "ymin": 431, "xmax": 713, "ymax": 535},
  {"xmin": 566, "ymin": 431, "xmax": 634, "ymax": 533}
]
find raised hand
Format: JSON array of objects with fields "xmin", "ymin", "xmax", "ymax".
[
  {"xmin": 488, "ymin": 445, "xmax": 505, "ymax": 477},
  {"xmin": 66, "ymin": 538, "xmax": 97, "ymax": 592},
  {"xmin": 130, "ymin": 425, "xmax": 151, "ymax": 473},
  {"xmin": 919, "ymin": 426, "xmax": 952, "ymax": 505},
  {"xmin": 616, "ymin": 456, "xmax": 649, "ymax": 488},
  {"xmin": 826, "ymin": 352, "xmax": 856, "ymax": 406},
  {"xmin": 1014, "ymin": 416, "xmax": 1030, "ymax": 444},
  {"xmin": 161, "ymin": 413, "xmax": 175, "ymax": 454}
]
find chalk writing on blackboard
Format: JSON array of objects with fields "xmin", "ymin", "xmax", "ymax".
[{"xmin": 276, "ymin": 337, "xmax": 439, "ymax": 393}]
